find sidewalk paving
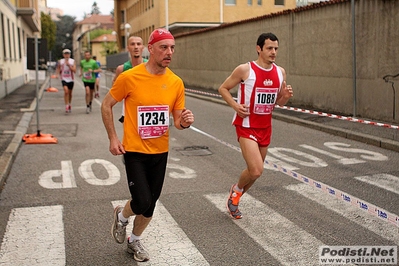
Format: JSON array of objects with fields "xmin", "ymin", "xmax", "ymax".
[
  {"xmin": 0, "ymin": 79, "xmax": 47, "ymax": 189},
  {"xmin": 1, "ymin": 79, "xmax": 398, "ymax": 190}
]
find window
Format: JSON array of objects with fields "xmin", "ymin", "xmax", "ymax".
[
  {"xmin": 257, "ymin": 0, "xmax": 262, "ymax": 5},
  {"xmin": 1, "ymin": 13, "xmax": 5, "ymax": 60},
  {"xmin": 120, "ymin": 10, "xmax": 125, "ymax": 24},
  {"xmin": 18, "ymin": 28, "xmax": 21, "ymax": 59},
  {"xmin": 12, "ymin": 22, "xmax": 16, "ymax": 60},
  {"xmin": 225, "ymin": 0, "xmax": 236, "ymax": 5},
  {"xmin": 7, "ymin": 18, "xmax": 11, "ymax": 60},
  {"xmin": 275, "ymin": 0, "xmax": 284, "ymax": 5},
  {"xmin": 248, "ymin": 0, "xmax": 253, "ymax": 5},
  {"xmin": 22, "ymin": 30, "xmax": 25, "ymax": 56}
]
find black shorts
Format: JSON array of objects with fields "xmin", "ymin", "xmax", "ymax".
[
  {"xmin": 83, "ymin": 82, "xmax": 95, "ymax": 90},
  {"xmin": 123, "ymin": 152, "xmax": 168, "ymax": 217},
  {"xmin": 61, "ymin": 81, "xmax": 74, "ymax": 90}
]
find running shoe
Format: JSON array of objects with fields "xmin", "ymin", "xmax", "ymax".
[
  {"xmin": 95, "ymin": 92, "xmax": 99, "ymax": 98},
  {"xmin": 86, "ymin": 106, "xmax": 90, "ymax": 114},
  {"xmin": 68, "ymin": 105, "xmax": 71, "ymax": 113},
  {"xmin": 127, "ymin": 237, "xmax": 150, "ymax": 262},
  {"xmin": 65, "ymin": 105, "xmax": 69, "ymax": 113},
  {"xmin": 111, "ymin": 206, "xmax": 128, "ymax": 244},
  {"xmin": 226, "ymin": 184, "xmax": 243, "ymax": 219}
]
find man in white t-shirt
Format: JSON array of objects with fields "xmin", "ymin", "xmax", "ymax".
[{"xmin": 56, "ymin": 49, "xmax": 76, "ymax": 113}]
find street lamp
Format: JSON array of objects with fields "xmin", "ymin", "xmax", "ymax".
[
  {"xmin": 124, "ymin": 23, "xmax": 131, "ymax": 51},
  {"xmin": 62, "ymin": 33, "xmax": 71, "ymax": 48},
  {"xmin": 110, "ymin": 31, "xmax": 119, "ymax": 54}
]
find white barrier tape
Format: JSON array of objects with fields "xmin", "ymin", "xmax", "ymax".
[
  {"xmin": 191, "ymin": 125, "xmax": 399, "ymax": 229},
  {"xmin": 264, "ymin": 159, "xmax": 399, "ymax": 228},
  {"xmin": 185, "ymin": 88, "xmax": 399, "ymax": 130}
]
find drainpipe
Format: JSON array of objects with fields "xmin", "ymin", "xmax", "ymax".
[{"xmin": 351, "ymin": 0, "xmax": 357, "ymax": 117}]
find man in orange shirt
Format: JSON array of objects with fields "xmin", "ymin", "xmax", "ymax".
[{"xmin": 101, "ymin": 28, "xmax": 194, "ymax": 262}]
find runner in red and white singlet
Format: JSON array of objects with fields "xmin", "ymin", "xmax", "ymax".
[{"xmin": 219, "ymin": 32, "xmax": 294, "ymax": 220}]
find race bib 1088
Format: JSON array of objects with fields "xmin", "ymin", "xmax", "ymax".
[{"xmin": 253, "ymin": 87, "xmax": 278, "ymax": 115}]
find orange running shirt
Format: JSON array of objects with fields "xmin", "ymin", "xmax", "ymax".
[{"xmin": 110, "ymin": 63, "xmax": 185, "ymax": 154}]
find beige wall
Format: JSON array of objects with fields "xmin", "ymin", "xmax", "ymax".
[
  {"xmin": 117, "ymin": 0, "xmax": 296, "ymax": 44},
  {"xmin": 170, "ymin": 0, "xmax": 399, "ymax": 123},
  {"xmin": 0, "ymin": 0, "xmax": 38, "ymax": 98},
  {"xmin": 91, "ymin": 43, "xmax": 105, "ymax": 67}
]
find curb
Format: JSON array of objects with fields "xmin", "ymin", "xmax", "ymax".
[
  {"xmin": 0, "ymin": 78, "xmax": 48, "ymax": 190},
  {"xmin": 185, "ymin": 91, "xmax": 399, "ymax": 153}
]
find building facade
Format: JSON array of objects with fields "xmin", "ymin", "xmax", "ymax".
[
  {"xmin": 72, "ymin": 14, "xmax": 114, "ymax": 65},
  {"xmin": 0, "ymin": 0, "xmax": 42, "ymax": 99},
  {"xmin": 91, "ymin": 33, "xmax": 117, "ymax": 68},
  {"xmin": 112, "ymin": 0, "xmax": 297, "ymax": 51}
]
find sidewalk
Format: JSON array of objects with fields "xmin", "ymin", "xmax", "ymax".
[
  {"xmin": 0, "ymin": 79, "xmax": 47, "ymax": 189},
  {"xmin": 1, "ymin": 80, "xmax": 398, "ymax": 190}
]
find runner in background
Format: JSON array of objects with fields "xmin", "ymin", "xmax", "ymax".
[
  {"xmin": 112, "ymin": 36, "xmax": 148, "ymax": 123},
  {"xmin": 80, "ymin": 51, "xmax": 101, "ymax": 114},
  {"xmin": 56, "ymin": 49, "xmax": 76, "ymax": 113},
  {"xmin": 93, "ymin": 55, "xmax": 101, "ymax": 98}
]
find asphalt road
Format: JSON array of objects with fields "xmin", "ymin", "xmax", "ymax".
[{"xmin": 0, "ymin": 76, "xmax": 398, "ymax": 266}]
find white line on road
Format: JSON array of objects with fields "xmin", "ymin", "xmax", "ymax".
[
  {"xmin": 111, "ymin": 200, "xmax": 209, "ymax": 265},
  {"xmin": 0, "ymin": 205, "xmax": 65, "ymax": 266},
  {"xmin": 205, "ymin": 193, "xmax": 323, "ymax": 266},
  {"xmin": 354, "ymin": 174, "xmax": 399, "ymax": 196},
  {"xmin": 285, "ymin": 183, "xmax": 399, "ymax": 245}
]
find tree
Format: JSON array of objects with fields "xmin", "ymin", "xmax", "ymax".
[
  {"xmin": 89, "ymin": 29, "xmax": 111, "ymax": 42},
  {"xmin": 91, "ymin": 1, "xmax": 101, "ymax": 15},
  {"xmin": 40, "ymin": 12, "xmax": 56, "ymax": 51},
  {"xmin": 101, "ymin": 40, "xmax": 118, "ymax": 56},
  {"xmin": 51, "ymin": 15, "xmax": 76, "ymax": 60}
]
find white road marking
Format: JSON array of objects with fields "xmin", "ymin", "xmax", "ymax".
[
  {"xmin": 300, "ymin": 144, "xmax": 365, "ymax": 165},
  {"xmin": 285, "ymin": 183, "xmax": 399, "ymax": 245},
  {"xmin": 205, "ymin": 193, "xmax": 323, "ymax": 266},
  {"xmin": 39, "ymin": 160, "xmax": 77, "ymax": 189},
  {"xmin": 268, "ymin": 147, "xmax": 328, "ymax": 168},
  {"xmin": 354, "ymin": 174, "xmax": 399, "ymax": 196},
  {"xmin": 166, "ymin": 163, "xmax": 197, "ymax": 179},
  {"xmin": 0, "ymin": 205, "xmax": 65, "ymax": 265},
  {"xmin": 112, "ymin": 200, "xmax": 209, "ymax": 265},
  {"xmin": 79, "ymin": 159, "xmax": 120, "ymax": 186}
]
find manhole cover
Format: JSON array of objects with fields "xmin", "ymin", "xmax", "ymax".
[{"xmin": 176, "ymin": 145, "xmax": 212, "ymax": 156}]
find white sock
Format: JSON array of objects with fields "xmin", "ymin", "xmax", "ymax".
[
  {"xmin": 234, "ymin": 184, "xmax": 243, "ymax": 192},
  {"xmin": 118, "ymin": 211, "xmax": 128, "ymax": 223},
  {"xmin": 129, "ymin": 233, "xmax": 140, "ymax": 243}
]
